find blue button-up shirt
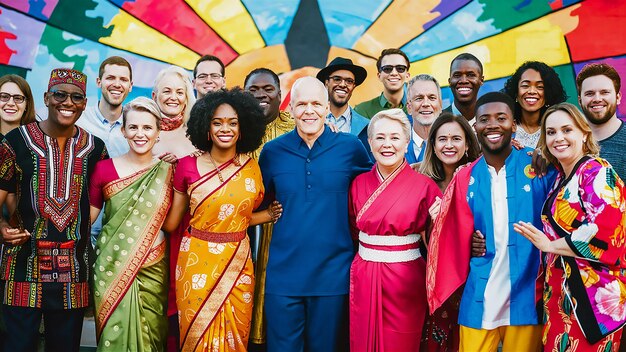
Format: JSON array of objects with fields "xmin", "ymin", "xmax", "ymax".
[
  {"xmin": 76, "ymin": 104, "xmax": 129, "ymax": 158},
  {"xmin": 259, "ymin": 126, "xmax": 372, "ymax": 295}
]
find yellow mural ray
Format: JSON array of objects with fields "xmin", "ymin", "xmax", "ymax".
[
  {"xmin": 225, "ymin": 45, "xmax": 290, "ymax": 88},
  {"xmin": 100, "ymin": 11, "xmax": 200, "ymax": 70},
  {"xmin": 353, "ymin": 0, "xmax": 440, "ymax": 58},
  {"xmin": 185, "ymin": 0, "xmax": 265, "ymax": 54},
  {"xmin": 324, "ymin": 47, "xmax": 379, "ymax": 106},
  {"xmin": 409, "ymin": 5, "xmax": 580, "ymax": 86}
]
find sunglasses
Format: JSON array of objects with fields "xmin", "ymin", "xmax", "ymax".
[
  {"xmin": 48, "ymin": 89, "xmax": 86, "ymax": 104},
  {"xmin": 380, "ymin": 65, "xmax": 408, "ymax": 74},
  {"xmin": 0, "ymin": 92, "xmax": 26, "ymax": 104},
  {"xmin": 328, "ymin": 76, "xmax": 355, "ymax": 86}
]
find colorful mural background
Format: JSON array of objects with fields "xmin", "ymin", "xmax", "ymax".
[{"xmin": 0, "ymin": 0, "xmax": 625, "ymax": 118}]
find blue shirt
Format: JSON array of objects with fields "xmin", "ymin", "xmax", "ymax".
[
  {"xmin": 459, "ymin": 148, "xmax": 556, "ymax": 328},
  {"xmin": 259, "ymin": 126, "xmax": 372, "ymax": 295}
]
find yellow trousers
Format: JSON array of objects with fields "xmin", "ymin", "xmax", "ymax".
[{"xmin": 459, "ymin": 324, "xmax": 542, "ymax": 352}]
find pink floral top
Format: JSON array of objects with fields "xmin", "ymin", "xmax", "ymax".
[{"xmin": 542, "ymin": 156, "xmax": 626, "ymax": 342}]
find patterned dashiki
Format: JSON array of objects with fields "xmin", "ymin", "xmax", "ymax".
[{"xmin": 0, "ymin": 122, "xmax": 107, "ymax": 309}]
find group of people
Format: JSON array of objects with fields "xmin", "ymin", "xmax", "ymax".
[{"xmin": 0, "ymin": 46, "xmax": 623, "ymax": 352}]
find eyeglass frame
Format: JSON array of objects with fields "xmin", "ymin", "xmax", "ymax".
[
  {"xmin": 327, "ymin": 76, "xmax": 356, "ymax": 86},
  {"xmin": 47, "ymin": 89, "xmax": 87, "ymax": 104},
  {"xmin": 195, "ymin": 73, "xmax": 224, "ymax": 81},
  {"xmin": 379, "ymin": 65, "xmax": 408, "ymax": 74},
  {"xmin": 0, "ymin": 92, "xmax": 27, "ymax": 104}
]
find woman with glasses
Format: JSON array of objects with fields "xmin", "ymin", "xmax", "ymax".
[
  {"xmin": 0, "ymin": 75, "xmax": 36, "ymax": 137},
  {"xmin": 514, "ymin": 103, "xmax": 626, "ymax": 350},
  {"xmin": 503, "ymin": 61, "xmax": 567, "ymax": 148}
]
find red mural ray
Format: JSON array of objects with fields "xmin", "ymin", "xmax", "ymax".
[
  {"xmin": 117, "ymin": 0, "xmax": 238, "ymax": 64},
  {"xmin": 565, "ymin": 0, "xmax": 626, "ymax": 62}
]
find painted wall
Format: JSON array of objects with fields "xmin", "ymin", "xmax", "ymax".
[{"xmin": 0, "ymin": 0, "xmax": 624, "ymax": 117}]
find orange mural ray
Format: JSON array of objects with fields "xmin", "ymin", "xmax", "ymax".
[
  {"xmin": 353, "ymin": 0, "xmax": 440, "ymax": 58},
  {"xmin": 225, "ymin": 45, "xmax": 290, "ymax": 88}
]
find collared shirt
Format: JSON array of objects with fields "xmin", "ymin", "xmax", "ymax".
[
  {"xmin": 411, "ymin": 128, "xmax": 425, "ymax": 162},
  {"xmin": 326, "ymin": 105, "xmax": 352, "ymax": 133},
  {"xmin": 354, "ymin": 91, "xmax": 408, "ymax": 119},
  {"xmin": 259, "ymin": 126, "xmax": 372, "ymax": 295},
  {"xmin": 76, "ymin": 104, "xmax": 129, "ymax": 158},
  {"xmin": 483, "ymin": 165, "xmax": 511, "ymax": 329}
]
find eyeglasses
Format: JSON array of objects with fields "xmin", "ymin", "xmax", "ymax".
[
  {"xmin": 380, "ymin": 65, "xmax": 408, "ymax": 74},
  {"xmin": 0, "ymin": 92, "xmax": 26, "ymax": 104},
  {"xmin": 196, "ymin": 73, "xmax": 223, "ymax": 81},
  {"xmin": 328, "ymin": 76, "xmax": 355, "ymax": 86},
  {"xmin": 48, "ymin": 89, "xmax": 86, "ymax": 104}
]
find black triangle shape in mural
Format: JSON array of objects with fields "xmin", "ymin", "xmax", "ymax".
[{"xmin": 284, "ymin": 0, "xmax": 330, "ymax": 69}]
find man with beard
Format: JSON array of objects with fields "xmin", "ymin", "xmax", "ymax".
[
  {"xmin": 244, "ymin": 68, "xmax": 295, "ymax": 349},
  {"xmin": 444, "ymin": 53, "xmax": 484, "ymax": 124},
  {"xmin": 192, "ymin": 54, "xmax": 226, "ymax": 99},
  {"xmin": 576, "ymin": 63, "xmax": 625, "ymax": 177},
  {"xmin": 316, "ymin": 57, "xmax": 369, "ymax": 140},
  {"xmin": 427, "ymin": 92, "xmax": 555, "ymax": 352},
  {"xmin": 406, "ymin": 74, "xmax": 442, "ymax": 163},
  {"xmin": 355, "ymin": 48, "xmax": 410, "ymax": 118},
  {"xmin": 0, "ymin": 68, "xmax": 107, "ymax": 352}
]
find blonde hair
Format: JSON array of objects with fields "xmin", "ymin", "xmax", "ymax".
[
  {"xmin": 152, "ymin": 65, "xmax": 196, "ymax": 124},
  {"xmin": 367, "ymin": 108, "xmax": 411, "ymax": 140},
  {"xmin": 122, "ymin": 96, "xmax": 163, "ymax": 129},
  {"xmin": 538, "ymin": 102, "xmax": 600, "ymax": 168}
]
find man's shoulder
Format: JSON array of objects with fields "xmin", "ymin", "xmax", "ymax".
[{"xmin": 354, "ymin": 95, "xmax": 382, "ymax": 118}]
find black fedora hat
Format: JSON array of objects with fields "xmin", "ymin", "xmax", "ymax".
[{"xmin": 316, "ymin": 57, "xmax": 367, "ymax": 86}]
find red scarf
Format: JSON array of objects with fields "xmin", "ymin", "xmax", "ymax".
[{"xmin": 161, "ymin": 113, "xmax": 184, "ymax": 131}]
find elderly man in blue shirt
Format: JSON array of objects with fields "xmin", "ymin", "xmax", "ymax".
[{"xmin": 259, "ymin": 76, "xmax": 372, "ymax": 352}]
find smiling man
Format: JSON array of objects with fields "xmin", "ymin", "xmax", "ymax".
[
  {"xmin": 406, "ymin": 74, "xmax": 443, "ymax": 163},
  {"xmin": 355, "ymin": 48, "xmax": 411, "ymax": 118},
  {"xmin": 427, "ymin": 92, "xmax": 555, "ymax": 352},
  {"xmin": 259, "ymin": 77, "xmax": 371, "ymax": 352},
  {"xmin": 0, "ymin": 68, "xmax": 107, "ymax": 352},
  {"xmin": 444, "ymin": 53, "xmax": 484, "ymax": 124},
  {"xmin": 192, "ymin": 55, "xmax": 226, "ymax": 100},
  {"xmin": 576, "ymin": 63, "xmax": 625, "ymax": 177},
  {"xmin": 76, "ymin": 56, "xmax": 132, "ymax": 158},
  {"xmin": 316, "ymin": 57, "xmax": 368, "ymax": 139}
]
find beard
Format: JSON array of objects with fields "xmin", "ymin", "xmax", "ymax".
[{"xmin": 581, "ymin": 104, "xmax": 617, "ymax": 125}]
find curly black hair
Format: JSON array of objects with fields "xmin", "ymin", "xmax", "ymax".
[
  {"xmin": 503, "ymin": 61, "xmax": 567, "ymax": 124},
  {"xmin": 186, "ymin": 88, "xmax": 267, "ymax": 153}
]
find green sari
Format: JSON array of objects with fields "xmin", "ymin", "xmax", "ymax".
[{"xmin": 93, "ymin": 161, "xmax": 173, "ymax": 351}]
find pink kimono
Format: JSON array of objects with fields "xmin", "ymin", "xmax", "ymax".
[{"xmin": 349, "ymin": 162, "xmax": 441, "ymax": 352}]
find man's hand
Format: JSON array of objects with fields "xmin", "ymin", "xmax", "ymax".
[
  {"xmin": 1, "ymin": 223, "xmax": 30, "ymax": 246},
  {"xmin": 471, "ymin": 230, "xmax": 486, "ymax": 257}
]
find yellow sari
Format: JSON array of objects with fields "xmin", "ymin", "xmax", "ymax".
[{"xmin": 176, "ymin": 155, "xmax": 264, "ymax": 352}]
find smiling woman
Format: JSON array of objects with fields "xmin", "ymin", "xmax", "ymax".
[
  {"xmin": 151, "ymin": 65, "xmax": 197, "ymax": 159},
  {"xmin": 350, "ymin": 108, "xmax": 441, "ymax": 351},
  {"xmin": 89, "ymin": 97, "xmax": 173, "ymax": 351},
  {"xmin": 0, "ymin": 75, "xmax": 36, "ymax": 136},
  {"xmin": 162, "ymin": 88, "xmax": 280, "ymax": 352}
]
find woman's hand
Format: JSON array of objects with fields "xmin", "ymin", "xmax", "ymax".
[
  {"xmin": 158, "ymin": 152, "xmax": 178, "ymax": 164},
  {"xmin": 513, "ymin": 221, "xmax": 552, "ymax": 252},
  {"xmin": 0, "ymin": 223, "xmax": 30, "ymax": 246},
  {"xmin": 428, "ymin": 196, "xmax": 441, "ymax": 222}
]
